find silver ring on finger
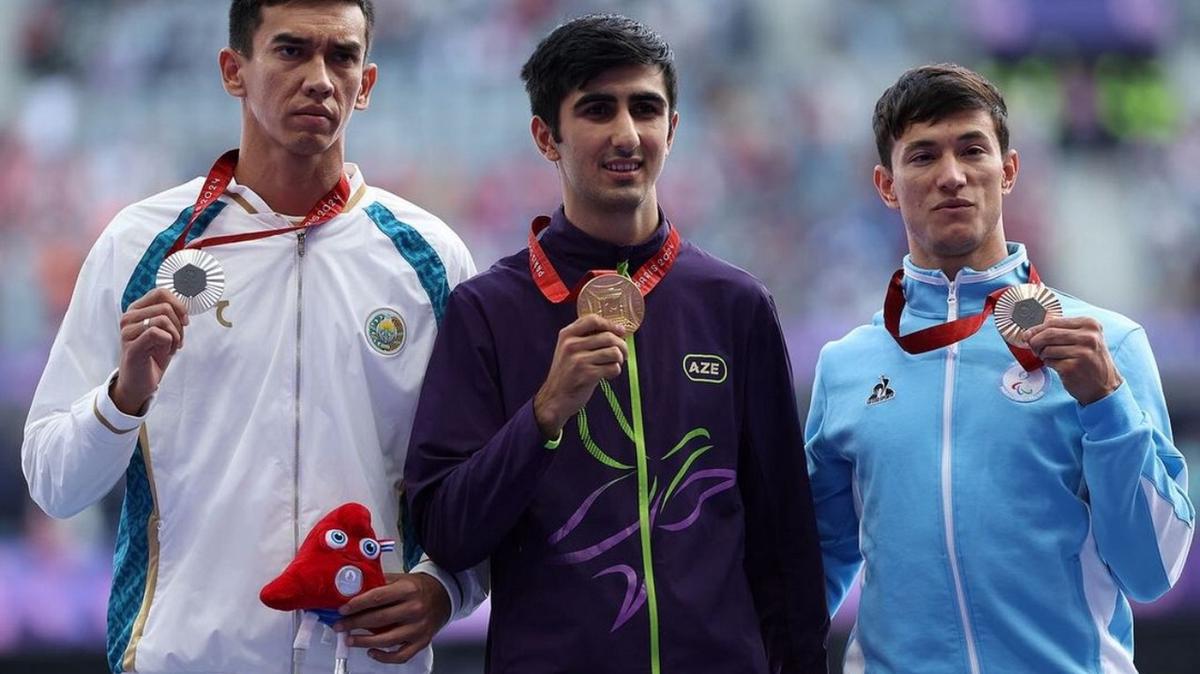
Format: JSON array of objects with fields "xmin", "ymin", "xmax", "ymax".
[{"xmin": 142, "ymin": 318, "xmax": 150, "ymax": 330}]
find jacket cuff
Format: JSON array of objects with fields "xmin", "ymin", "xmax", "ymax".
[
  {"xmin": 1077, "ymin": 380, "xmax": 1142, "ymax": 441},
  {"xmin": 93, "ymin": 370, "xmax": 149, "ymax": 436}
]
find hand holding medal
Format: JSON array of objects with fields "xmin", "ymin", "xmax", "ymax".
[
  {"xmin": 1024, "ymin": 316, "xmax": 1124, "ymax": 405},
  {"xmin": 112, "ymin": 150, "xmax": 350, "ymax": 415},
  {"xmin": 526, "ymin": 214, "xmax": 680, "ymax": 438}
]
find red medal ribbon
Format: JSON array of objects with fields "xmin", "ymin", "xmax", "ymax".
[
  {"xmin": 167, "ymin": 149, "xmax": 351, "ymax": 255},
  {"xmin": 884, "ymin": 264, "xmax": 1045, "ymax": 371},
  {"xmin": 527, "ymin": 215, "xmax": 682, "ymax": 303}
]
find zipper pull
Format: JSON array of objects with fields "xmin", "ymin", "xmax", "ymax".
[{"xmin": 297, "ymin": 230, "xmax": 307, "ymax": 257}]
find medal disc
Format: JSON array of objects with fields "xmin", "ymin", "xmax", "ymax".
[
  {"xmin": 576, "ymin": 274, "xmax": 646, "ymax": 333},
  {"xmin": 156, "ymin": 249, "xmax": 226, "ymax": 315},
  {"xmin": 995, "ymin": 283, "xmax": 1061, "ymax": 347}
]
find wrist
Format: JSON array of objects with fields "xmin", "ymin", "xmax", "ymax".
[
  {"xmin": 411, "ymin": 571, "xmax": 452, "ymax": 628},
  {"xmin": 532, "ymin": 391, "xmax": 565, "ymax": 441},
  {"xmin": 109, "ymin": 376, "xmax": 148, "ymax": 416}
]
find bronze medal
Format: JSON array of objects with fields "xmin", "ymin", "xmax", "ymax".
[
  {"xmin": 576, "ymin": 274, "xmax": 645, "ymax": 333},
  {"xmin": 994, "ymin": 283, "xmax": 1062, "ymax": 348}
]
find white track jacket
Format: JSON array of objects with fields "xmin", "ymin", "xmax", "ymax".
[{"xmin": 22, "ymin": 165, "xmax": 486, "ymax": 674}]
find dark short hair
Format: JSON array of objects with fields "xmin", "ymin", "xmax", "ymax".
[
  {"xmin": 229, "ymin": 0, "xmax": 375, "ymax": 56},
  {"xmin": 873, "ymin": 63, "xmax": 1009, "ymax": 169},
  {"xmin": 520, "ymin": 14, "xmax": 677, "ymax": 140}
]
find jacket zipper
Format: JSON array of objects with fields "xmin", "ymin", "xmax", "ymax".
[
  {"xmin": 940, "ymin": 278, "xmax": 981, "ymax": 674},
  {"xmin": 291, "ymin": 229, "xmax": 306, "ymax": 674},
  {"xmin": 294, "ymin": 229, "xmax": 306, "ymax": 552}
]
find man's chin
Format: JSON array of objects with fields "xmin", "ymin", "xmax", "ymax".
[{"xmin": 284, "ymin": 133, "xmax": 339, "ymax": 157}]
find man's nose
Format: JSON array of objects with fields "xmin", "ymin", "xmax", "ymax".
[
  {"xmin": 610, "ymin": 110, "xmax": 639, "ymax": 154},
  {"xmin": 935, "ymin": 156, "xmax": 966, "ymax": 192},
  {"xmin": 303, "ymin": 59, "xmax": 334, "ymax": 99}
]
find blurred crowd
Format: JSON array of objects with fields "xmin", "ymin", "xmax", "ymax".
[{"xmin": 0, "ymin": 0, "xmax": 1197, "ymax": 658}]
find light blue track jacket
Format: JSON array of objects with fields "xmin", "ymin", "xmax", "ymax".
[{"xmin": 805, "ymin": 243, "xmax": 1193, "ymax": 674}]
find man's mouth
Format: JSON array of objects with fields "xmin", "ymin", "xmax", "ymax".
[
  {"xmin": 603, "ymin": 159, "xmax": 642, "ymax": 174},
  {"xmin": 934, "ymin": 198, "xmax": 973, "ymax": 211}
]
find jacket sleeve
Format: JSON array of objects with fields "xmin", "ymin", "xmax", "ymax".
[
  {"xmin": 403, "ymin": 236, "xmax": 490, "ymax": 619},
  {"xmin": 804, "ymin": 346, "xmax": 863, "ymax": 615},
  {"xmin": 404, "ymin": 288, "xmax": 559, "ymax": 573},
  {"xmin": 22, "ymin": 229, "xmax": 147, "ymax": 519},
  {"xmin": 739, "ymin": 292, "xmax": 829, "ymax": 673},
  {"xmin": 1081, "ymin": 326, "xmax": 1193, "ymax": 602}
]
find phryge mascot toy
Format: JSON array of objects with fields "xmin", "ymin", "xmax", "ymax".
[{"xmin": 261, "ymin": 502, "xmax": 395, "ymax": 674}]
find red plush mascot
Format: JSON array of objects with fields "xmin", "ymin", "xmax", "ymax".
[{"xmin": 261, "ymin": 502, "xmax": 395, "ymax": 674}]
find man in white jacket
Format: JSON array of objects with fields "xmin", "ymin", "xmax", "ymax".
[{"xmin": 21, "ymin": 1, "xmax": 485, "ymax": 672}]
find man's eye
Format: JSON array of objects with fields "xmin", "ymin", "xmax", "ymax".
[{"xmin": 277, "ymin": 46, "xmax": 302, "ymax": 58}]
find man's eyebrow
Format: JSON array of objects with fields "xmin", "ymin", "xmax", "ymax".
[
  {"xmin": 902, "ymin": 138, "xmax": 938, "ymax": 151},
  {"xmin": 269, "ymin": 32, "xmax": 310, "ymax": 46},
  {"xmin": 573, "ymin": 93, "xmax": 617, "ymax": 109},
  {"xmin": 629, "ymin": 92, "xmax": 668, "ymax": 105},
  {"xmin": 902, "ymin": 130, "xmax": 990, "ymax": 151},
  {"xmin": 573, "ymin": 91, "xmax": 667, "ymax": 109},
  {"xmin": 268, "ymin": 33, "xmax": 364, "ymax": 54}
]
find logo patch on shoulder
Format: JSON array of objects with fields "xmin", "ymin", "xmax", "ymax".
[
  {"xmin": 1001, "ymin": 362, "xmax": 1046, "ymax": 402},
  {"xmin": 867, "ymin": 375, "xmax": 895, "ymax": 405},
  {"xmin": 683, "ymin": 354, "xmax": 727, "ymax": 384},
  {"xmin": 365, "ymin": 308, "xmax": 406, "ymax": 356}
]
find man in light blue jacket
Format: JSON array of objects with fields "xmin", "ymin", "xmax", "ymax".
[{"xmin": 806, "ymin": 63, "xmax": 1193, "ymax": 673}]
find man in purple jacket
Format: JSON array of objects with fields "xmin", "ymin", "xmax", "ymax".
[{"xmin": 404, "ymin": 14, "xmax": 829, "ymax": 673}]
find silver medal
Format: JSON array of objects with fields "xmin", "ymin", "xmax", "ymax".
[{"xmin": 156, "ymin": 249, "xmax": 225, "ymax": 315}]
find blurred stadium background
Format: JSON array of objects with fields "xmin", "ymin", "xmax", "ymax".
[{"xmin": 0, "ymin": 0, "xmax": 1197, "ymax": 672}]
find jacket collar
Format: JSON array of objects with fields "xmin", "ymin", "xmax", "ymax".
[
  {"xmin": 901, "ymin": 242, "xmax": 1033, "ymax": 317},
  {"xmin": 535, "ymin": 205, "xmax": 672, "ymax": 286}
]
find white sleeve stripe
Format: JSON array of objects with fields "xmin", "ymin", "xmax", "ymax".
[
  {"xmin": 843, "ymin": 629, "xmax": 865, "ymax": 674},
  {"xmin": 1079, "ymin": 520, "xmax": 1137, "ymax": 673},
  {"xmin": 1140, "ymin": 477, "xmax": 1194, "ymax": 585}
]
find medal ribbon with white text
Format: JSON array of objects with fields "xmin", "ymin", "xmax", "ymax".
[
  {"xmin": 166, "ymin": 149, "xmax": 351, "ymax": 256},
  {"xmin": 526, "ymin": 215, "xmax": 682, "ymax": 304}
]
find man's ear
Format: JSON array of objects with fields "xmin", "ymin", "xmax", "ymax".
[
  {"xmin": 1000, "ymin": 148, "xmax": 1019, "ymax": 194},
  {"xmin": 531, "ymin": 116, "xmax": 560, "ymax": 162},
  {"xmin": 873, "ymin": 165, "xmax": 900, "ymax": 210},
  {"xmin": 219, "ymin": 47, "xmax": 247, "ymax": 98},
  {"xmin": 355, "ymin": 63, "xmax": 378, "ymax": 110},
  {"xmin": 665, "ymin": 109, "xmax": 679, "ymax": 155}
]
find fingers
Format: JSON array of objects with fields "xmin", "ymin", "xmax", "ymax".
[
  {"xmin": 349, "ymin": 622, "xmax": 426, "ymax": 650},
  {"xmin": 338, "ymin": 578, "xmax": 417, "ymax": 617},
  {"xmin": 366, "ymin": 633, "xmax": 429, "ymax": 665},
  {"xmin": 128, "ymin": 288, "xmax": 189, "ymax": 324},
  {"xmin": 561, "ymin": 313, "xmax": 627, "ymax": 340},
  {"xmin": 566, "ymin": 333, "xmax": 628, "ymax": 361},
  {"xmin": 121, "ymin": 313, "xmax": 185, "ymax": 351},
  {"xmin": 1024, "ymin": 317, "xmax": 1100, "ymax": 342},
  {"xmin": 1025, "ymin": 318, "xmax": 1104, "ymax": 355},
  {"xmin": 368, "ymin": 640, "xmax": 428, "ymax": 664},
  {"xmin": 1032, "ymin": 347, "xmax": 1081, "ymax": 363},
  {"xmin": 122, "ymin": 290, "xmax": 189, "ymax": 351}
]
